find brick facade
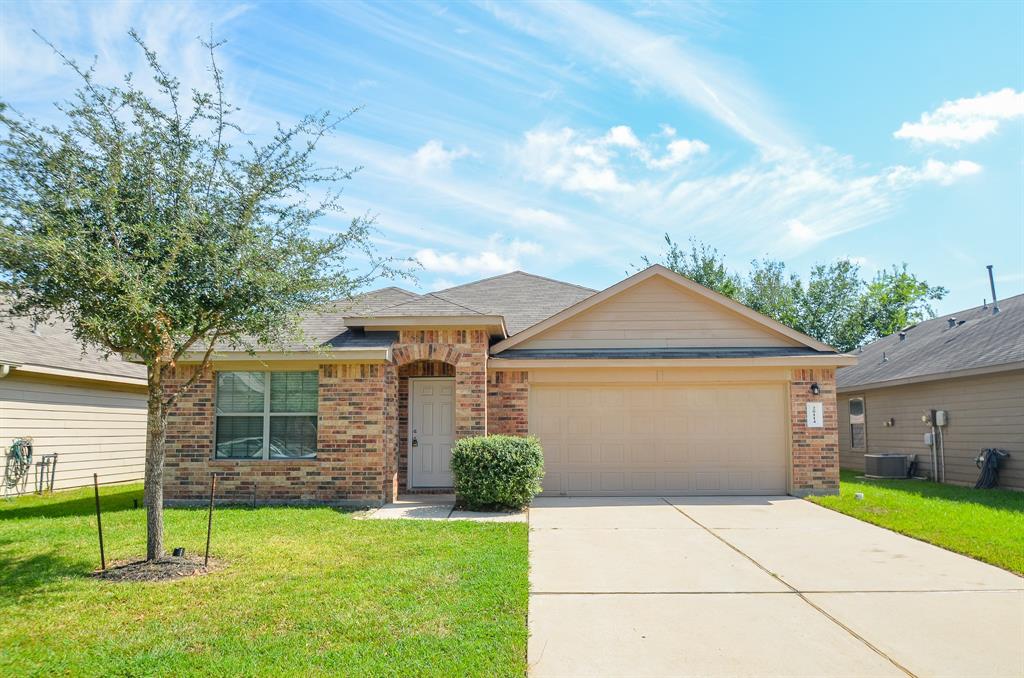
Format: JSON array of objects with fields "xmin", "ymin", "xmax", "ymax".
[
  {"xmin": 789, "ymin": 367, "xmax": 840, "ymax": 496},
  {"xmin": 163, "ymin": 328, "xmax": 492, "ymax": 505},
  {"xmin": 162, "ymin": 329, "xmax": 840, "ymax": 503},
  {"xmin": 164, "ymin": 363, "xmax": 395, "ymax": 505},
  {"xmin": 487, "ymin": 370, "xmax": 530, "ymax": 436}
]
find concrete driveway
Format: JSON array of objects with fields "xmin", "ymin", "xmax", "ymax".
[{"xmin": 528, "ymin": 496, "xmax": 1023, "ymax": 678}]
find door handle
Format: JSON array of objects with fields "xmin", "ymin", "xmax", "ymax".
[{"xmin": 411, "ymin": 430, "xmax": 418, "ymax": 447}]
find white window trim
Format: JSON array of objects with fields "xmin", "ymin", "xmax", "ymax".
[
  {"xmin": 215, "ymin": 371, "xmax": 318, "ymax": 460},
  {"xmin": 849, "ymin": 396, "xmax": 866, "ymax": 451}
]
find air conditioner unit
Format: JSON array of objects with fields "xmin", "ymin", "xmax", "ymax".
[{"xmin": 864, "ymin": 454, "xmax": 913, "ymax": 479}]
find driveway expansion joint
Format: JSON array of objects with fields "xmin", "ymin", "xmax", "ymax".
[{"xmin": 661, "ymin": 498, "xmax": 920, "ymax": 678}]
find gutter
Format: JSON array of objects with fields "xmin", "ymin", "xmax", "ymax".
[{"xmin": 487, "ymin": 354, "xmax": 858, "ymax": 369}]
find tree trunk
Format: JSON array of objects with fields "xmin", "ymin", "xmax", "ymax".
[{"xmin": 144, "ymin": 384, "xmax": 167, "ymax": 560}]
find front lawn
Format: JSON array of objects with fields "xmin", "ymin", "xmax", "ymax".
[
  {"xmin": 808, "ymin": 469, "xmax": 1024, "ymax": 575},
  {"xmin": 0, "ymin": 483, "xmax": 528, "ymax": 677}
]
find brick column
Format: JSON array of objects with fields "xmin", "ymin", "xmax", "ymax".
[
  {"xmin": 790, "ymin": 367, "xmax": 840, "ymax": 496},
  {"xmin": 487, "ymin": 370, "xmax": 530, "ymax": 436}
]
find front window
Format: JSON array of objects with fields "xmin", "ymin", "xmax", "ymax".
[
  {"xmin": 849, "ymin": 397, "xmax": 866, "ymax": 450},
  {"xmin": 215, "ymin": 371, "xmax": 318, "ymax": 460}
]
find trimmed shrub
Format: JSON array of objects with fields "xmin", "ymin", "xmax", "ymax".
[{"xmin": 450, "ymin": 435, "xmax": 544, "ymax": 511}]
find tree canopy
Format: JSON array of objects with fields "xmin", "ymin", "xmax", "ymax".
[
  {"xmin": 0, "ymin": 32, "xmax": 400, "ymax": 559},
  {"xmin": 643, "ymin": 234, "xmax": 947, "ymax": 352}
]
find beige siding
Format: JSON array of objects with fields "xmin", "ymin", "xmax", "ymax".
[
  {"xmin": 0, "ymin": 373, "xmax": 147, "ymax": 494},
  {"xmin": 838, "ymin": 370, "xmax": 1024, "ymax": 490},
  {"xmin": 517, "ymin": 276, "xmax": 802, "ymax": 349}
]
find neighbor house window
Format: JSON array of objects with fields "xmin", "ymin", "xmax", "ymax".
[
  {"xmin": 215, "ymin": 371, "xmax": 318, "ymax": 460},
  {"xmin": 849, "ymin": 397, "xmax": 866, "ymax": 450}
]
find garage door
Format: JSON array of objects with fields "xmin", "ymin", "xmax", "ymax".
[{"xmin": 530, "ymin": 383, "xmax": 788, "ymax": 496}]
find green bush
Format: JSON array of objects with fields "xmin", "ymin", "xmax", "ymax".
[{"xmin": 450, "ymin": 435, "xmax": 544, "ymax": 511}]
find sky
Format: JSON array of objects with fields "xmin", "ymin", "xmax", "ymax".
[{"xmin": 2, "ymin": 0, "xmax": 1022, "ymax": 315}]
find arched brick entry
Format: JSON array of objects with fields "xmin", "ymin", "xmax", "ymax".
[
  {"xmin": 397, "ymin": 360, "xmax": 456, "ymax": 490},
  {"xmin": 390, "ymin": 329, "xmax": 489, "ymax": 492}
]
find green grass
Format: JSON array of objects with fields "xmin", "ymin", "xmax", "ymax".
[
  {"xmin": 0, "ymin": 483, "xmax": 528, "ymax": 677},
  {"xmin": 808, "ymin": 469, "xmax": 1024, "ymax": 575}
]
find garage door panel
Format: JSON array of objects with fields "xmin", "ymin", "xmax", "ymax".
[
  {"xmin": 660, "ymin": 471, "xmax": 691, "ymax": 493},
  {"xmin": 531, "ymin": 383, "xmax": 787, "ymax": 496}
]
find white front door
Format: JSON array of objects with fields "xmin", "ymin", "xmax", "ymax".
[{"xmin": 410, "ymin": 378, "xmax": 456, "ymax": 487}]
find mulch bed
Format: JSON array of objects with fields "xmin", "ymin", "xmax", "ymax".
[{"xmin": 93, "ymin": 554, "xmax": 223, "ymax": 583}]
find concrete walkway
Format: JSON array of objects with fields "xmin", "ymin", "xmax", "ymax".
[
  {"xmin": 366, "ymin": 494, "xmax": 527, "ymax": 522},
  {"xmin": 529, "ymin": 496, "xmax": 1024, "ymax": 677}
]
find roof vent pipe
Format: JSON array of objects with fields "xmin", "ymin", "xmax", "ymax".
[
  {"xmin": 882, "ymin": 351, "xmax": 888, "ymax": 363},
  {"xmin": 899, "ymin": 331, "xmax": 907, "ymax": 342},
  {"xmin": 947, "ymin": 317, "xmax": 957, "ymax": 329},
  {"xmin": 987, "ymin": 265, "xmax": 1000, "ymax": 315}
]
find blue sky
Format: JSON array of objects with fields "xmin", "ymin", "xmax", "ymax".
[{"xmin": 2, "ymin": 1, "xmax": 1022, "ymax": 314}]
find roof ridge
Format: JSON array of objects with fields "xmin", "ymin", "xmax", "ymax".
[
  {"xmin": 422, "ymin": 293, "xmax": 487, "ymax": 315},
  {"xmin": 432, "ymin": 270, "xmax": 597, "ymax": 294}
]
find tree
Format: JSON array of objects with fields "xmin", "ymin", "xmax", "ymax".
[
  {"xmin": 641, "ymin": 234, "xmax": 742, "ymax": 298},
  {"xmin": 795, "ymin": 260, "xmax": 865, "ymax": 352},
  {"xmin": 856, "ymin": 264, "xmax": 947, "ymax": 341},
  {"xmin": 0, "ymin": 33, "xmax": 399, "ymax": 560},
  {"xmin": 740, "ymin": 258, "xmax": 801, "ymax": 329}
]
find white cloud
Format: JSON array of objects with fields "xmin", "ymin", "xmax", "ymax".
[
  {"xmin": 603, "ymin": 125, "xmax": 642, "ymax": 148},
  {"xmin": 519, "ymin": 127, "xmax": 631, "ymax": 193},
  {"xmin": 894, "ymin": 88, "xmax": 1024, "ymax": 147},
  {"xmin": 785, "ymin": 219, "xmax": 821, "ymax": 244},
  {"xmin": 886, "ymin": 159, "xmax": 982, "ymax": 187},
  {"xmin": 412, "ymin": 139, "xmax": 472, "ymax": 170},
  {"xmin": 518, "ymin": 124, "xmax": 710, "ymax": 193},
  {"xmin": 414, "ymin": 238, "xmax": 543, "ymax": 276},
  {"xmin": 647, "ymin": 138, "xmax": 709, "ymax": 169}
]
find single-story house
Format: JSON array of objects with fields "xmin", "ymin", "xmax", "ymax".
[
  {"xmin": 837, "ymin": 293, "xmax": 1023, "ymax": 490},
  {"xmin": 1, "ymin": 314, "xmax": 148, "ymax": 495},
  {"xmin": 164, "ymin": 265, "xmax": 855, "ymax": 505}
]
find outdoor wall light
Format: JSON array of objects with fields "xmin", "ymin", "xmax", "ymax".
[{"xmin": 810, "ymin": 383, "xmax": 821, "ymax": 396}]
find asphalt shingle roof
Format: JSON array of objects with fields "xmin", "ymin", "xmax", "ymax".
[
  {"xmin": 431, "ymin": 271, "xmax": 596, "ymax": 335},
  {"xmin": 351, "ymin": 293, "xmax": 489, "ymax": 317},
  {"xmin": 0, "ymin": 314, "xmax": 147, "ymax": 380},
  {"xmin": 837, "ymin": 293, "xmax": 1024, "ymax": 390}
]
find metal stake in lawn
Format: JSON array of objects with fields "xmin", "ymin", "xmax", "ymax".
[
  {"xmin": 93, "ymin": 473, "xmax": 105, "ymax": 570},
  {"xmin": 204, "ymin": 473, "xmax": 217, "ymax": 567}
]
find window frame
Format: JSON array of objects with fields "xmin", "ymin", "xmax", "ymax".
[
  {"xmin": 214, "ymin": 370, "xmax": 319, "ymax": 461},
  {"xmin": 848, "ymin": 396, "xmax": 866, "ymax": 451}
]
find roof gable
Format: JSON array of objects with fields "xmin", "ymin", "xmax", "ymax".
[{"xmin": 492, "ymin": 265, "xmax": 835, "ymax": 354}]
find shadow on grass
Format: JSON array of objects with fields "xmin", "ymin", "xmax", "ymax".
[
  {"xmin": 0, "ymin": 487, "xmax": 144, "ymax": 521},
  {"xmin": 844, "ymin": 471, "xmax": 1024, "ymax": 513},
  {"xmin": 0, "ymin": 547, "xmax": 91, "ymax": 606}
]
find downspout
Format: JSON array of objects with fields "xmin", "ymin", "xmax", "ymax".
[
  {"xmin": 930, "ymin": 424, "xmax": 938, "ymax": 482},
  {"xmin": 938, "ymin": 426, "xmax": 946, "ymax": 484},
  {"xmin": 0, "ymin": 364, "xmax": 12, "ymax": 379}
]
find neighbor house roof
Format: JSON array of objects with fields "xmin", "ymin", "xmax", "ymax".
[
  {"xmin": 837, "ymin": 293, "xmax": 1024, "ymax": 391},
  {"xmin": 0, "ymin": 314, "xmax": 147, "ymax": 383}
]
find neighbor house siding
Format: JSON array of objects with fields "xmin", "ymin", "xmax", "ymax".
[
  {"xmin": 516, "ymin": 275, "xmax": 802, "ymax": 350},
  {"xmin": 0, "ymin": 372, "xmax": 146, "ymax": 494},
  {"xmin": 838, "ymin": 369, "xmax": 1024, "ymax": 490}
]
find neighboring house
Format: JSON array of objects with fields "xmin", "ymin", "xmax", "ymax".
[
  {"xmin": 163, "ymin": 265, "xmax": 854, "ymax": 505},
  {"xmin": 1, "ymin": 315, "xmax": 148, "ymax": 495},
  {"xmin": 837, "ymin": 294, "xmax": 1023, "ymax": 490}
]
